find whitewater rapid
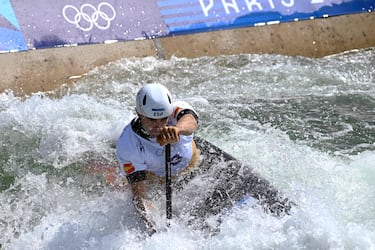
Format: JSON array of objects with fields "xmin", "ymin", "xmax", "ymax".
[{"xmin": 1, "ymin": 48, "xmax": 374, "ymax": 249}]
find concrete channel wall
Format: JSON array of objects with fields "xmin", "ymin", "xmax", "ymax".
[{"xmin": 1, "ymin": 12, "xmax": 375, "ymax": 95}]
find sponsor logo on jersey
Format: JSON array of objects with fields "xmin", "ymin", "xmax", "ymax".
[
  {"xmin": 171, "ymin": 153, "xmax": 182, "ymax": 165},
  {"xmin": 137, "ymin": 142, "xmax": 145, "ymax": 153}
]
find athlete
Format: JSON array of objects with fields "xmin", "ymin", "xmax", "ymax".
[{"xmin": 116, "ymin": 83, "xmax": 199, "ymax": 219}]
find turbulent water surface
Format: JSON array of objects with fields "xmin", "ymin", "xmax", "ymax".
[{"xmin": 0, "ymin": 48, "xmax": 374, "ymax": 249}]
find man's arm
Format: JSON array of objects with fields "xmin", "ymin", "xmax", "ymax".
[
  {"xmin": 175, "ymin": 113, "xmax": 198, "ymax": 135},
  {"xmin": 126, "ymin": 171, "xmax": 150, "ymax": 208},
  {"xmin": 131, "ymin": 180, "xmax": 148, "ymax": 200},
  {"xmin": 130, "ymin": 180, "xmax": 157, "ymax": 232},
  {"xmin": 131, "ymin": 180, "xmax": 152, "ymax": 212},
  {"xmin": 130, "ymin": 179, "xmax": 156, "ymax": 223},
  {"xmin": 157, "ymin": 113, "xmax": 198, "ymax": 146}
]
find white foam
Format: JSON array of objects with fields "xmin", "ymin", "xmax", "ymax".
[{"xmin": 1, "ymin": 50, "xmax": 374, "ymax": 249}]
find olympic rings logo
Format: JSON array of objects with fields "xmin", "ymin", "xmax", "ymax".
[{"xmin": 62, "ymin": 2, "xmax": 116, "ymax": 31}]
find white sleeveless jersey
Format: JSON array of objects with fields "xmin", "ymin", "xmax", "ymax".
[{"xmin": 116, "ymin": 101, "xmax": 197, "ymax": 177}]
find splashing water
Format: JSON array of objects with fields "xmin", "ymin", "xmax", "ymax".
[{"xmin": 1, "ymin": 48, "xmax": 374, "ymax": 249}]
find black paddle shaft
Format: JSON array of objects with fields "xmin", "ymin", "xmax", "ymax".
[{"xmin": 165, "ymin": 144, "xmax": 172, "ymax": 222}]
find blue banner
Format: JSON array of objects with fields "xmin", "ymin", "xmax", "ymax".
[
  {"xmin": 0, "ymin": 0, "xmax": 373, "ymax": 53},
  {"xmin": 159, "ymin": 0, "xmax": 374, "ymax": 34}
]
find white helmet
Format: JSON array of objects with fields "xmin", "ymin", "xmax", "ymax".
[{"xmin": 136, "ymin": 83, "xmax": 173, "ymax": 119}]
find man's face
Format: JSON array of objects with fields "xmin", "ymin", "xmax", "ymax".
[{"xmin": 140, "ymin": 115, "xmax": 169, "ymax": 137}]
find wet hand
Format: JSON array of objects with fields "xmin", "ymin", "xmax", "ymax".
[
  {"xmin": 133, "ymin": 195, "xmax": 154, "ymax": 213},
  {"xmin": 157, "ymin": 126, "xmax": 180, "ymax": 146},
  {"xmin": 132, "ymin": 195, "xmax": 157, "ymax": 230}
]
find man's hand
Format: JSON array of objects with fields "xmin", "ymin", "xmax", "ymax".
[
  {"xmin": 133, "ymin": 195, "xmax": 154, "ymax": 214},
  {"xmin": 133, "ymin": 195, "xmax": 157, "ymax": 231},
  {"xmin": 157, "ymin": 126, "xmax": 180, "ymax": 146}
]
